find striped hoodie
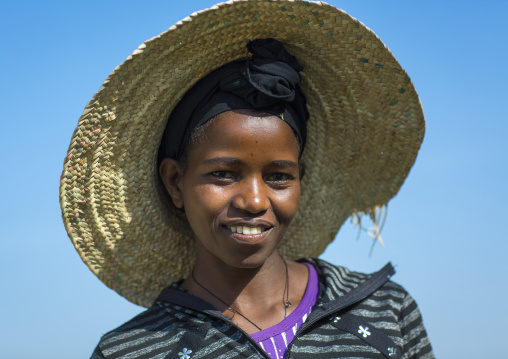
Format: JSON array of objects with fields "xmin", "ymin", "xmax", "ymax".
[{"xmin": 91, "ymin": 258, "xmax": 434, "ymax": 359}]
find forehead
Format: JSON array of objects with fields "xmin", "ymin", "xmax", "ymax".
[{"xmin": 189, "ymin": 110, "xmax": 299, "ymax": 162}]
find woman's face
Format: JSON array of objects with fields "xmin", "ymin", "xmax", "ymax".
[{"xmin": 162, "ymin": 110, "xmax": 301, "ymax": 269}]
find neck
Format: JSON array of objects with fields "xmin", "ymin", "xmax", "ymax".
[
  {"xmin": 187, "ymin": 250, "xmax": 287, "ymax": 306},
  {"xmin": 182, "ymin": 250, "xmax": 307, "ymax": 333}
]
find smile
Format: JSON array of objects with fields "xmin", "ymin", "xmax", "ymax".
[{"xmin": 227, "ymin": 225, "xmax": 266, "ymax": 235}]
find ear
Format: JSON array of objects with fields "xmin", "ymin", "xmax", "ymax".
[{"xmin": 159, "ymin": 158, "xmax": 185, "ymax": 209}]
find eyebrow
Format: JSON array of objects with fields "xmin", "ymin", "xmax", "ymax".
[
  {"xmin": 203, "ymin": 157, "xmax": 298, "ymax": 169},
  {"xmin": 269, "ymin": 160, "xmax": 299, "ymax": 169},
  {"xmin": 203, "ymin": 157, "xmax": 243, "ymax": 166}
]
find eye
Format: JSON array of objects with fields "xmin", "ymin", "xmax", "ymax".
[
  {"xmin": 211, "ymin": 171, "xmax": 236, "ymax": 179},
  {"xmin": 265, "ymin": 172, "xmax": 294, "ymax": 182}
]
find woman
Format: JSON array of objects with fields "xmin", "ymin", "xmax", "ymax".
[{"xmin": 60, "ymin": 1, "xmax": 433, "ymax": 358}]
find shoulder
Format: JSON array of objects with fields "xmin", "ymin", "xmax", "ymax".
[
  {"xmin": 92, "ymin": 304, "xmax": 176, "ymax": 358},
  {"xmin": 92, "ymin": 286, "xmax": 209, "ymax": 358},
  {"xmin": 300, "ymin": 258, "xmax": 434, "ymax": 358},
  {"xmin": 300, "ymin": 258, "xmax": 425, "ymax": 331}
]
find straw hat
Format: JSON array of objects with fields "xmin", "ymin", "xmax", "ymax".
[{"xmin": 60, "ymin": 0, "xmax": 424, "ymax": 307}]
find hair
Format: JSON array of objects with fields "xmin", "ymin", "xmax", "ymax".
[{"xmin": 177, "ymin": 115, "xmax": 219, "ymax": 171}]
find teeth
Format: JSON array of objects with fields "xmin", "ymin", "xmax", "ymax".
[{"xmin": 229, "ymin": 226, "xmax": 263, "ymax": 234}]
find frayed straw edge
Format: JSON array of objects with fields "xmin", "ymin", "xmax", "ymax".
[{"xmin": 350, "ymin": 205, "xmax": 388, "ymax": 256}]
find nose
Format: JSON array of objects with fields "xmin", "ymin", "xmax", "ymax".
[{"xmin": 232, "ymin": 176, "xmax": 270, "ymax": 214}]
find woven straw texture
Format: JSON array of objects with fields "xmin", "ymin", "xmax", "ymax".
[{"xmin": 60, "ymin": 0, "xmax": 424, "ymax": 308}]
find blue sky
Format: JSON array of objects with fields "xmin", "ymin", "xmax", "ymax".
[{"xmin": 1, "ymin": 1, "xmax": 507, "ymax": 358}]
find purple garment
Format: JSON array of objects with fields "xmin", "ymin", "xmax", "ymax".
[{"xmin": 250, "ymin": 263, "xmax": 318, "ymax": 359}]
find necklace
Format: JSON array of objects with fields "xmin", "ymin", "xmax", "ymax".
[
  {"xmin": 283, "ymin": 257, "xmax": 291, "ymax": 315},
  {"xmin": 191, "ymin": 257, "xmax": 291, "ymax": 332}
]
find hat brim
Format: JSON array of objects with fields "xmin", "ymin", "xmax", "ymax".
[{"xmin": 60, "ymin": 0, "xmax": 424, "ymax": 307}]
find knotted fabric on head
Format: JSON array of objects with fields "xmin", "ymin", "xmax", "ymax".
[{"xmin": 159, "ymin": 38, "xmax": 309, "ymax": 161}]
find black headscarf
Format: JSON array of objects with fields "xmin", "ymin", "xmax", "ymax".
[{"xmin": 159, "ymin": 38, "xmax": 309, "ymax": 160}]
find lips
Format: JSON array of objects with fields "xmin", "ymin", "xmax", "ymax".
[{"xmin": 224, "ymin": 219, "xmax": 274, "ymax": 237}]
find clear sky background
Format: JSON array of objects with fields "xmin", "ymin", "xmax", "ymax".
[{"xmin": 1, "ymin": 1, "xmax": 507, "ymax": 358}]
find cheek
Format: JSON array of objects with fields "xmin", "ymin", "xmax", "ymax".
[
  {"xmin": 275, "ymin": 184, "xmax": 301, "ymax": 222},
  {"xmin": 183, "ymin": 183, "xmax": 229, "ymax": 220}
]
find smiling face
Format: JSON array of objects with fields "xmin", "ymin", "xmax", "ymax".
[{"xmin": 160, "ymin": 110, "xmax": 301, "ymax": 270}]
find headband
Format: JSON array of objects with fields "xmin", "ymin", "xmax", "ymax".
[{"xmin": 159, "ymin": 38, "xmax": 309, "ymax": 160}]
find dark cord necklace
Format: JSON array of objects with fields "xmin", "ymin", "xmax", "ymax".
[
  {"xmin": 283, "ymin": 257, "xmax": 291, "ymax": 314},
  {"xmin": 191, "ymin": 257, "xmax": 291, "ymax": 332}
]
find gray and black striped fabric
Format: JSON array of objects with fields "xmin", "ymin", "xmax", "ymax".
[{"xmin": 91, "ymin": 259, "xmax": 433, "ymax": 359}]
